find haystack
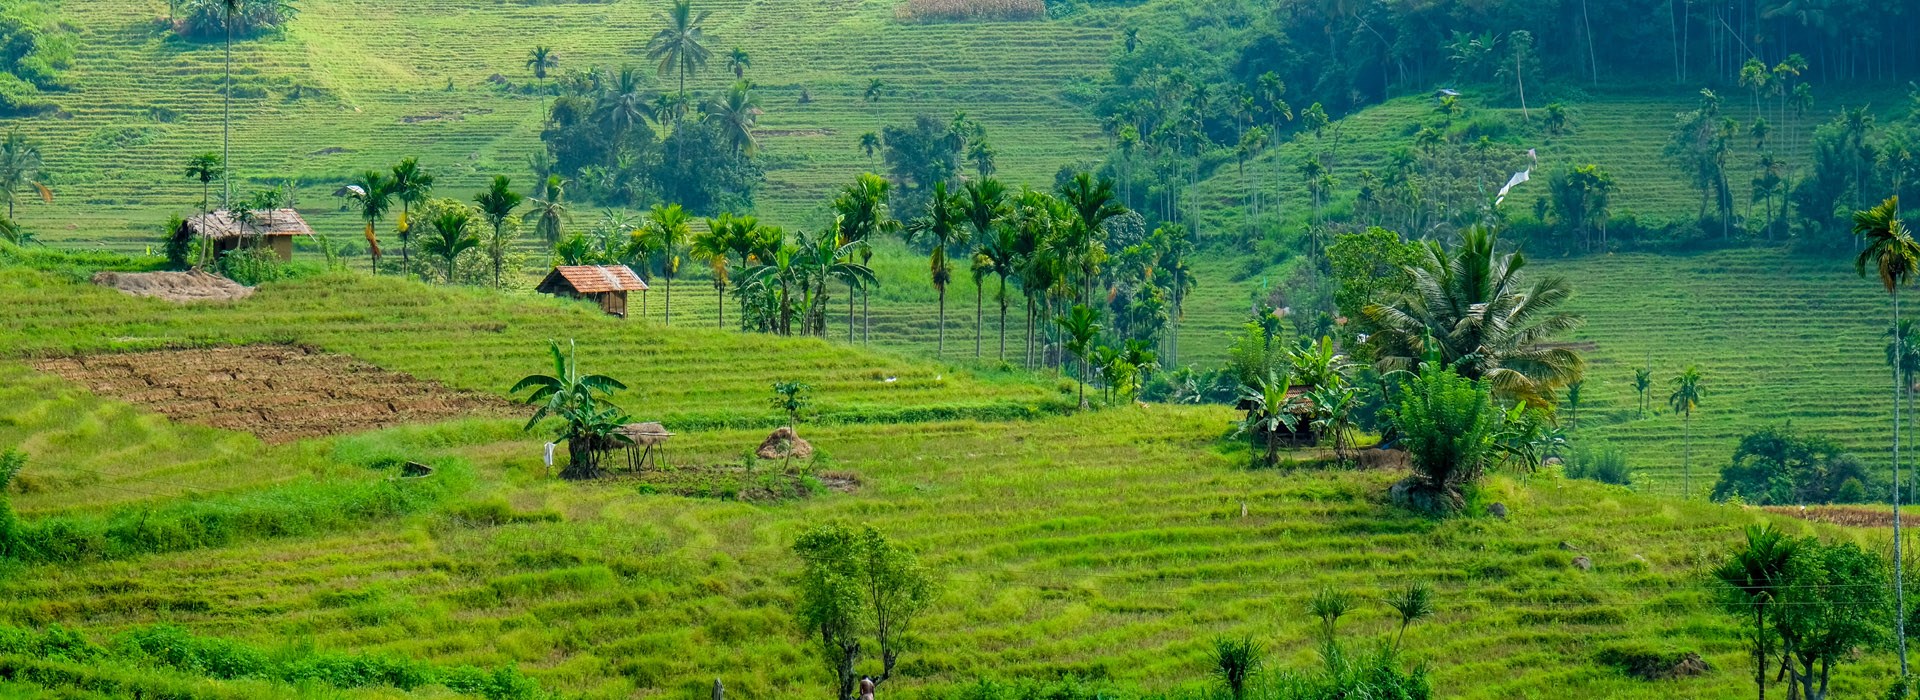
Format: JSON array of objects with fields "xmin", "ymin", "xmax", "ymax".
[{"xmin": 756, "ymin": 426, "xmax": 813, "ymax": 460}]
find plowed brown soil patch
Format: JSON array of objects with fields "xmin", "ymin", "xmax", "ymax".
[
  {"xmin": 1762, "ymin": 505, "xmax": 1892, "ymax": 528},
  {"xmin": 34, "ymin": 345, "xmax": 515, "ymax": 442}
]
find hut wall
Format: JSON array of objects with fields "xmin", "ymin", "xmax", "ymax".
[
  {"xmin": 597, "ymin": 291, "xmax": 628, "ymax": 317},
  {"xmin": 270, "ymin": 237, "xmax": 293, "ymax": 262}
]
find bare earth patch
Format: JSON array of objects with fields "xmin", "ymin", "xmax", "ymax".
[
  {"xmin": 34, "ymin": 345, "xmax": 514, "ymax": 443},
  {"xmin": 92, "ymin": 271, "xmax": 253, "ymax": 303},
  {"xmin": 1762, "ymin": 505, "xmax": 1891, "ymax": 528}
]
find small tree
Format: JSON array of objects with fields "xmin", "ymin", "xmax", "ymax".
[
  {"xmin": 771, "ymin": 381, "xmax": 813, "ymax": 431},
  {"xmin": 1774, "ymin": 537, "xmax": 1891, "ymax": 700},
  {"xmin": 511, "ymin": 340, "xmax": 632, "ymax": 480},
  {"xmin": 1237, "ymin": 369, "xmax": 1301, "ymax": 469},
  {"xmin": 1057, "ymin": 304, "xmax": 1102, "ymax": 409},
  {"xmin": 792, "ymin": 524, "xmax": 937, "ymax": 700},
  {"xmin": 1715, "ymin": 524, "xmax": 1798, "ymax": 700},
  {"xmin": 1389, "ymin": 363, "xmax": 1503, "ymax": 513}
]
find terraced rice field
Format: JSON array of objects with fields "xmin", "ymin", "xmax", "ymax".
[
  {"xmin": 1546, "ymin": 247, "xmax": 1895, "ymax": 497},
  {"xmin": 14, "ymin": 0, "xmax": 1111, "ymax": 249}
]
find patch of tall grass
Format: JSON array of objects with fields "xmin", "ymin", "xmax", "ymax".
[{"xmin": 893, "ymin": 0, "xmax": 1045, "ymax": 23}]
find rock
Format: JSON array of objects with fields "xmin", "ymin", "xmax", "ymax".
[
  {"xmin": 756, "ymin": 426, "xmax": 814, "ymax": 460},
  {"xmin": 1488, "ymin": 502, "xmax": 1508, "ymax": 519},
  {"xmin": 1544, "ymin": 456, "xmax": 1563, "ymax": 466},
  {"xmin": 1573, "ymin": 555, "xmax": 1592, "ymax": 571},
  {"xmin": 1668, "ymin": 653, "xmax": 1710, "ymax": 678},
  {"xmin": 1559, "ymin": 541, "xmax": 1580, "ymax": 551}
]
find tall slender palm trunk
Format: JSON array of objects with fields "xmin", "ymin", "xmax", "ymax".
[
  {"xmin": 863, "ymin": 291, "xmax": 870, "ymax": 344},
  {"xmin": 665, "ymin": 278, "xmax": 673, "ymax": 326},
  {"xmin": 223, "ymin": 12, "xmax": 232, "ymax": 213},
  {"xmin": 997, "ymin": 277, "xmax": 1008, "ymax": 362},
  {"xmin": 848, "ymin": 282, "xmax": 856, "ymax": 343},
  {"xmin": 975, "ymin": 283, "xmax": 983, "ymax": 359},
  {"xmin": 1896, "ymin": 290, "xmax": 1910, "ymax": 677},
  {"xmin": 1683, "ymin": 411, "xmax": 1692, "ymax": 499},
  {"xmin": 937, "ymin": 286, "xmax": 947, "ymax": 358}
]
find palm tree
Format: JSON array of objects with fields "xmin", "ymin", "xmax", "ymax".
[
  {"xmin": 962, "ymin": 178, "xmax": 1009, "ymax": 359},
  {"xmin": 347, "ymin": 170, "xmax": 394, "ymax": 272},
  {"xmin": 979, "ymin": 224, "xmax": 1020, "ymax": 361},
  {"xmin": 694, "ymin": 215, "xmax": 740, "ymax": 328},
  {"xmin": 646, "ymin": 0, "xmax": 710, "ymax": 99},
  {"xmin": 859, "ymin": 132, "xmax": 881, "ymax": 167},
  {"xmin": 1633, "ymin": 366, "xmax": 1653, "ymax": 418},
  {"xmin": 421, "ymin": 205, "xmax": 479, "ymax": 284},
  {"xmin": 702, "ymin": 81, "xmax": 762, "ymax": 155},
  {"xmin": 1361, "ymin": 226, "xmax": 1585, "ymax": 404},
  {"xmin": 864, "ymin": 78, "xmax": 885, "ymax": 105},
  {"xmin": 1057, "ymin": 303, "xmax": 1102, "ymax": 409},
  {"xmin": 389, "ymin": 157, "xmax": 434, "ymax": 274},
  {"xmin": 1668, "ymin": 366, "xmax": 1703, "ymax": 499},
  {"xmin": 832, "ymin": 173, "xmax": 895, "ymax": 344},
  {"xmin": 527, "ymin": 175, "xmax": 568, "ymax": 244},
  {"xmin": 1856, "ymin": 194, "xmax": 1918, "ymax": 674},
  {"xmin": 1713, "ymin": 524, "xmax": 1798, "ymax": 700},
  {"xmin": 526, "ymin": 45, "xmax": 558, "ymax": 82},
  {"xmin": 645, "ymin": 203, "xmax": 694, "ymax": 325},
  {"xmin": 597, "ymin": 66, "xmax": 656, "ymax": 139},
  {"xmin": 184, "ymin": 153, "xmax": 221, "ymax": 219},
  {"xmin": 474, "ymin": 175, "xmax": 525, "ymax": 288},
  {"xmin": 908, "ymin": 181, "xmax": 967, "ymax": 358},
  {"xmin": 0, "ymin": 129, "xmax": 47, "ymax": 221},
  {"xmin": 1057, "ymin": 172, "xmax": 1125, "ymax": 304},
  {"xmin": 726, "ymin": 47, "xmax": 750, "ymax": 80}
]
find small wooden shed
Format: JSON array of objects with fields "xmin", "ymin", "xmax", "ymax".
[
  {"xmin": 537, "ymin": 265, "xmax": 649, "ymax": 317},
  {"xmin": 186, "ymin": 209, "xmax": 313, "ymax": 262}
]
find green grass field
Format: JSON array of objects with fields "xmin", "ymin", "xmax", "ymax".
[{"xmin": 0, "ymin": 245, "xmax": 1911, "ymax": 699}]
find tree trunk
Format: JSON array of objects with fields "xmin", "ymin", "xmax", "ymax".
[
  {"xmin": 1684, "ymin": 412, "xmax": 1693, "ymax": 499},
  {"xmin": 718, "ymin": 284, "xmax": 726, "ymax": 328},
  {"xmin": 1897, "ymin": 289, "xmax": 1910, "ymax": 676},
  {"xmin": 665, "ymin": 276, "xmax": 673, "ymax": 325},
  {"xmin": 975, "ymin": 281, "xmax": 983, "ymax": 359},
  {"xmin": 998, "ymin": 276, "xmax": 1008, "ymax": 362},
  {"xmin": 937, "ymin": 285, "xmax": 947, "ymax": 358},
  {"xmin": 848, "ymin": 281, "xmax": 856, "ymax": 343}
]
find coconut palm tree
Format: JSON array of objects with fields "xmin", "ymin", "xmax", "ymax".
[
  {"xmin": 1058, "ymin": 303, "xmax": 1103, "ymax": 409},
  {"xmin": 726, "ymin": 47, "xmax": 749, "ymax": 80},
  {"xmin": 1856, "ymin": 194, "xmax": 1918, "ymax": 674},
  {"xmin": 1361, "ymin": 226, "xmax": 1585, "ymax": 405},
  {"xmin": 645, "ymin": 203, "xmax": 693, "ymax": 325},
  {"xmin": 907, "ymin": 181, "xmax": 968, "ymax": 358},
  {"xmin": 474, "ymin": 175, "xmax": 525, "ymax": 288},
  {"xmin": 527, "ymin": 175, "xmax": 568, "ymax": 244},
  {"xmin": 347, "ymin": 170, "xmax": 394, "ymax": 272},
  {"xmin": 1057, "ymin": 172, "xmax": 1125, "ymax": 303},
  {"xmin": 647, "ymin": 0, "xmax": 710, "ymax": 99},
  {"xmin": 421, "ymin": 204, "xmax": 479, "ymax": 284},
  {"xmin": 526, "ymin": 45, "xmax": 558, "ymax": 82},
  {"xmin": 1669, "ymin": 366, "xmax": 1703, "ymax": 499},
  {"xmin": 702, "ymin": 81, "xmax": 762, "ymax": 155},
  {"xmin": 389, "ymin": 157, "xmax": 434, "ymax": 274}
]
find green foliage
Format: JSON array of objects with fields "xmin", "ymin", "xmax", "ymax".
[
  {"xmin": 1388, "ymin": 364, "xmax": 1502, "ymax": 513},
  {"xmin": 1565, "ymin": 441, "xmax": 1632, "ymax": 486},
  {"xmin": 539, "ymin": 65, "xmax": 761, "ymax": 214},
  {"xmin": 177, "ymin": 0, "xmax": 298, "ymax": 40},
  {"xmin": 792, "ymin": 523, "xmax": 938, "ymax": 700},
  {"xmin": 510, "ymin": 340, "xmax": 632, "ymax": 479},
  {"xmin": 215, "ymin": 246, "xmax": 295, "ymax": 286},
  {"xmin": 0, "ymin": 1, "xmax": 70, "ymax": 114},
  {"xmin": 1211, "ymin": 636, "xmax": 1262, "ymax": 700},
  {"xmin": 1325, "ymin": 227, "xmax": 1418, "ymax": 323},
  {"xmin": 770, "ymin": 380, "xmax": 813, "ymax": 428},
  {"xmin": 0, "ymin": 449, "xmax": 21, "ymax": 561},
  {"xmin": 1710, "ymin": 425, "xmax": 1870, "ymax": 505},
  {"xmin": 161, "ymin": 216, "xmax": 192, "ymax": 270}
]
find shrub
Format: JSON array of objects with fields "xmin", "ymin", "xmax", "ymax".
[
  {"xmin": 177, "ymin": 0, "xmax": 297, "ymax": 40},
  {"xmin": 216, "ymin": 246, "xmax": 295, "ymax": 286},
  {"xmin": 1710, "ymin": 424, "xmax": 1871, "ymax": 505},
  {"xmin": 1387, "ymin": 364, "xmax": 1502, "ymax": 513},
  {"xmin": 894, "ymin": 0, "xmax": 1044, "ymax": 23},
  {"xmin": 1211, "ymin": 637, "xmax": 1262, "ymax": 699},
  {"xmin": 1565, "ymin": 441, "xmax": 1631, "ymax": 486},
  {"xmin": 162, "ymin": 216, "xmax": 192, "ymax": 270}
]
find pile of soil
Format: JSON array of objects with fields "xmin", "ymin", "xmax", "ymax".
[
  {"xmin": 33, "ymin": 345, "xmax": 515, "ymax": 442},
  {"xmin": 91, "ymin": 270, "xmax": 253, "ymax": 303}
]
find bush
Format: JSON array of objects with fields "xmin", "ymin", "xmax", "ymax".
[
  {"xmin": 1387, "ymin": 365, "xmax": 1501, "ymax": 513},
  {"xmin": 216, "ymin": 246, "xmax": 294, "ymax": 285},
  {"xmin": 176, "ymin": 0, "xmax": 296, "ymax": 40},
  {"xmin": 1565, "ymin": 442, "xmax": 1631, "ymax": 486},
  {"xmin": 1710, "ymin": 424, "xmax": 1872, "ymax": 505}
]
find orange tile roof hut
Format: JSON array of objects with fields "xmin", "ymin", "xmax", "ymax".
[{"xmin": 536, "ymin": 265, "xmax": 649, "ymax": 318}]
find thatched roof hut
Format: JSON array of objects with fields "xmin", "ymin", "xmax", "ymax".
[
  {"xmin": 536, "ymin": 265, "xmax": 649, "ymax": 317},
  {"xmin": 185, "ymin": 209, "xmax": 314, "ymax": 262}
]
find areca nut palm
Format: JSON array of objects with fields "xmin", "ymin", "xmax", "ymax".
[
  {"xmin": 347, "ymin": 170, "xmax": 394, "ymax": 272},
  {"xmin": 1360, "ymin": 226, "xmax": 1584, "ymax": 405},
  {"xmin": 832, "ymin": 173, "xmax": 895, "ymax": 343},
  {"xmin": 528, "ymin": 175, "xmax": 568, "ymax": 244},
  {"xmin": 527, "ymin": 45, "xmax": 558, "ymax": 81},
  {"xmin": 645, "ymin": 203, "xmax": 694, "ymax": 325},
  {"xmin": 907, "ymin": 181, "xmax": 969, "ymax": 358},
  {"xmin": 979, "ymin": 224, "xmax": 1021, "ymax": 361},
  {"xmin": 1057, "ymin": 303, "xmax": 1103, "ymax": 409},
  {"xmin": 1856, "ymin": 194, "xmax": 1918, "ymax": 675},
  {"xmin": 474, "ymin": 175, "xmax": 525, "ymax": 288},
  {"xmin": 1668, "ymin": 366, "xmax": 1703, "ymax": 500},
  {"xmin": 647, "ymin": 0, "xmax": 711, "ymax": 98},
  {"xmin": 726, "ymin": 47, "xmax": 750, "ymax": 79},
  {"xmin": 421, "ymin": 204, "xmax": 479, "ymax": 284},
  {"xmin": 0, "ymin": 128, "xmax": 49, "ymax": 221},
  {"xmin": 694, "ymin": 215, "xmax": 739, "ymax": 328},
  {"xmin": 390, "ymin": 157, "xmax": 434, "ymax": 273},
  {"xmin": 1057, "ymin": 172, "xmax": 1126, "ymax": 303}
]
